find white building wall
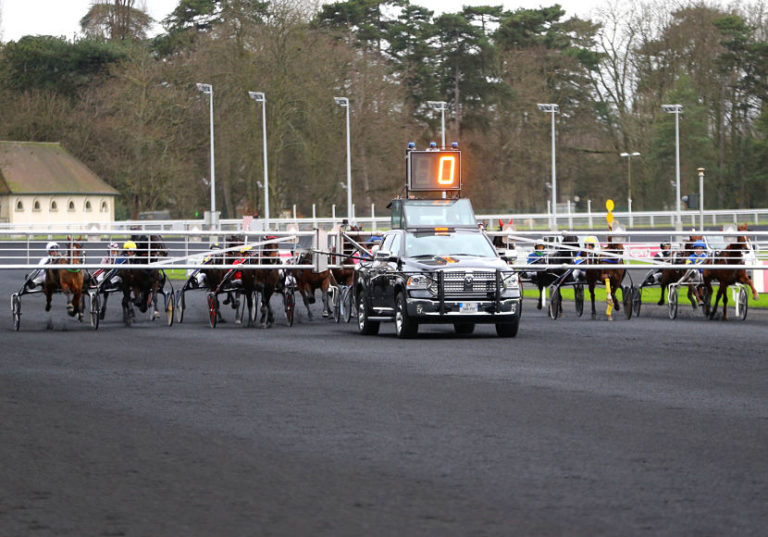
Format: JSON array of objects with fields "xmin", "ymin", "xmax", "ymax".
[{"xmin": 6, "ymin": 195, "xmax": 115, "ymax": 226}]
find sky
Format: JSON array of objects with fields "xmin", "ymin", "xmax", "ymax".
[{"xmin": 0, "ymin": 0, "xmax": 603, "ymax": 43}]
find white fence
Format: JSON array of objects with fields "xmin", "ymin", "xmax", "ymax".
[
  {"xmin": 1, "ymin": 229, "xmax": 767, "ymax": 273},
  {"xmin": 1, "ymin": 206, "xmax": 768, "ymax": 234}
]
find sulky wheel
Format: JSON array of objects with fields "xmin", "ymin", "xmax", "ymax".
[
  {"xmin": 331, "ymin": 286, "xmax": 341, "ymax": 323},
  {"xmin": 177, "ymin": 290, "xmax": 186, "ymax": 324},
  {"xmin": 341, "ymin": 286, "xmax": 353, "ymax": 323},
  {"xmin": 623, "ymin": 286, "xmax": 633, "ymax": 320},
  {"xmin": 737, "ymin": 286, "xmax": 748, "ymax": 321},
  {"xmin": 668, "ymin": 287, "xmax": 678, "ymax": 320},
  {"xmin": 207, "ymin": 292, "xmax": 218, "ymax": 328},
  {"xmin": 166, "ymin": 291, "xmax": 175, "ymax": 327},
  {"xmin": 632, "ymin": 286, "xmax": 642, "ymax": 318},
  {"xmin": 11, "ymin": 293, "xmax": 21, "ymax": 331},
  {"xmin": 249, "ymin": 290, "xmax": 259, "ymax": 327},
  {"xmin": 548, "ymin": 285, "xmax": 561, "ymax": 320},
  {"xmin": 574, "ymin": 284, "xmax": 584, "ymax": 318},
  {"xmin": 89, "ymin": 291, "xmax": 101, "ymax": 330}
]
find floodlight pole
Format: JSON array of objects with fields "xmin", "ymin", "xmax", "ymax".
[
  {"xmin": 662, "ymin": 104, "xmax": 683, "ymax": 227},
  {"xmin": 248, "ymin": 91, "xmax": 269, "ymax": 228},
  {"xmin": 334, "ymin": 97, "xmax": 352, "ymax": 222},
  {"xmin": 427, "ymin": 101, "xmax": 447, "ymax": 149},
  {"xmin": 538, "ymin": 103, "xmax": 559, "ymax": 230},
  {"xmin": 619, "ymin": 152, "xmax": 641, "ymax": 205},
  {"xmin": 196, "ymin": 83, "xmax": 215, "ymax": 216}
]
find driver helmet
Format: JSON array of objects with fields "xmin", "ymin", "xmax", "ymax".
[
  {"xmin": 108, "ymin": 241, "xmax": 120, "ymax": 252},
  {"xmin": 46, "ymin": 241, "xmax": 60, "ymax": 254},
  {"xmin": 534, "ymin": 240, "xmax": 546, "ymax": 250},
  {"xmin": 211, "ymin": 242, "xmax": 221, "ymax": 250},
  {"xmin": 123, "ymin": 240, "xmax": 137, "ymax": 253},
  {"xmin": 660, "ymin": 242, "xmax": 671, "ymax": 249},
  {"xmin": 693, "ymin": 240, "xmax": 706, "ymax": 250},
  {"xmin": 583, "ymin": 236, "xmax": 599, "ymax": 249},
  {"xmin": 240, "ymin": 245, "xmax": 253, "ymax": 254}
]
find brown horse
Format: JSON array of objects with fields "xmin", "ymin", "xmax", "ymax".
[
  {"xmin": 584, "ymin": 239, "xmax": 626, "ymax": 320},
  {"xmin": 702, "ymin": 231, "xmax": 759, "ymax": 320},
  {"xmin": 654, "ymin": 234, "xmax": 703, "ymax": 306},
  {"xmin": 44, "ymin": 236, "xmax": 86, "ymax": 320},
  {"xmin": 293, "ymin": 251, "xmax": 331, "ymax": 319},
  {"xmin": 253, "ymin": 238, "xmax": 281, "ymax": 327}
]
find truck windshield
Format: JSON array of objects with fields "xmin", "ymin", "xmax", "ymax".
[
  {"xmin": 404, "ymin": 231, "xmax": 496, "ymax": 258},
  {"xmin": 403, "ymin": 199, "xmax": 475, "ymax": 227}
]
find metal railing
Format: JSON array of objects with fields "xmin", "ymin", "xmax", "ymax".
[
  {"xmin": 1, "ymin": 229, "xmax": 767, "ymax": 272},
  {"xmin": 2, "ymin": 207, "xmax": 768, "ymax": 234}
]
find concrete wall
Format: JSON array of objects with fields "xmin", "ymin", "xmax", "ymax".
[{"xmin": 2, "ymin": 194, "xmax": 115, "ymax": 226}]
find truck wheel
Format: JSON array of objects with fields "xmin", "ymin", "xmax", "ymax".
[
  {"xmin": 357, "ymin": 288, "xmax": 379, "ymax": 335},
  {"xmin": 454, "ymin": 323, "xmax": 475, "ymax": 335},
  {"xmin": 495, "ymin": 315, "xmax": 519, "ymax": 337},
  {"xmin": 395, "ymin": 292, "xmax": 418, "ymax": 339}
]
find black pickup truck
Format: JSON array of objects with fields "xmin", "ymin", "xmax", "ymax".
[{"xmin": 354, "ymin": 216, "xmax": 522, "ymax": 338}]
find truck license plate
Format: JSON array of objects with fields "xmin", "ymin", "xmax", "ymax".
[{"xmin": 459, "ymin": 302, "xmax": 479, "ymax": 313}]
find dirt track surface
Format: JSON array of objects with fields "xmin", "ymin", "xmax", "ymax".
[{"xmin": 1, "ymin": 270, "xmax": 767, "ymax": 537}]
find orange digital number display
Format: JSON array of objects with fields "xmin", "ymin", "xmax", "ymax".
[
  {"xmin": 437, "ymin": 156, "xmax": 456, "ymax": 185},
  {"xmin": 408, "ymin": 151, "xmax": 461, "ymax": 191}
]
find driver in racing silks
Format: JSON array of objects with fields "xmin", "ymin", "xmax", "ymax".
[
  {"xmin": 524, "ymin": 241, "xmax": 547, "ymax": 280},
  {"xmin": 92, "ymin": 241, "xmax": 123, "ymax": 289},
  {"xmin": 230, "ymin": 245, "xmax": 256, "ymax": 287},
  {"xmin": 192, "ymin": 242, "xmax": 222, "ymax": 289},
  {"xmin": 571, "ymin": 236, "xmax": 599, "ymax": 283},
  {"xmin": 97, "ymin": 241, "xmax": 137, "ymax": 287},
  {"xmin": 24, "ymin": 242, "xmax": 61, "ymax": 290},
  {"xmin": 640, "ymin": 242, "xmax": 672, "ymax": 287}
]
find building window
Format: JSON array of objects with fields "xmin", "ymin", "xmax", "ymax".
[
  {"xmin": 51, "ymin": 200, "xmax": 58, "ymax": 212},
  {"xmin": 100, "ymin": 201, "xmax": 109, "ymax": 213},
  {"xmin": 68, "ymin": 200, "xmax": 75, "ymax": 212},
  {"xmin": 15, "ymin": 199, "xmax": 24, "ymax": 212},
  {"xmin": 85, "ymin": 200, "xmax": 92, "ymax": 212},
  {"xmin": 33, "ymin": 200, "xmax": 41, "ymax": 211}
]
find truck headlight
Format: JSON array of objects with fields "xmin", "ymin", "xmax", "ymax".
[
  {"xmin": 502, "ymin": 272, "xmax": 520, "ymax": 290},
  {"xmin": 501, "ymin": 272, "xmax": 520, "ymax": 298},
  {"xmin": 407, "ymin": 274, "xmax": 437, "ymax": 297},
  {"xmin": 407, "ymin": 274, "xmax": 432, "ymax": 289}
]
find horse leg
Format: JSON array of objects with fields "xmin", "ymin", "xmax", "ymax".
[
  {"xmin": 62, "ymin": 285, "xmax": 75, "ymax": 317},
  {"xmin": 73, "ymin": 288, "xmax": 83, "ymax": 321},
  {"xmin": 721, "ymin": 285, "xmax": 729, "ymax": 321},
  {"xmin": 44, "ymin": 285, "xmax": 53, "ymax": 312},
  {"xmin": 300, "ymin": 287, "xmax": 313, "ymax": 320},
  {"xmin": 687, "ymin": 287, "xmax": 697, "ymax": 309},
  {"xmin": 321, "ymin": 287, "xmax": 330, "ymax": 318},
  {"xmin": 710, "ymin": 287, "xmax": 722, "ymax": 320},
  {"xmin": 658, "ymin": 284, "xmax": 666, "ymax": 306},
  {"xmin": 738, "ymin": 272, "xmax": 759, "ymax": 301},
  {"xmin": 262, "ymin": 289, "xmax": 274, "ymax": 328},
  {"xmin": 537, "ymin": 286, "xmax": 543, "ymax": 310},
  {"xmin": 100, "ymin": 292, "xmax": 109, "ymax": 320},
  {"xmin": 589, "ymin": 283, "xmax": 597, "ymax": 320}
]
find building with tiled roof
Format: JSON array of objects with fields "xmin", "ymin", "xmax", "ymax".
[{"xmin": 0, "ymin": 141, "xmax": 119, "ymax": 226}]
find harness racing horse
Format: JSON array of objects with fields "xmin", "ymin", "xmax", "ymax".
[
  {"xmin": 584, "ymin": 239, "xmax": 626, "ymax": 320},
  {"xmin": 253, "ymin": 239, "xmax": 282, "ymax": 327},
  {"xmin": 531, "ymin": 235, "xmax": 580, "ymax": 311},
  {"xmin": 117, "ymin": 236, "xmax": 168, "ymax": 323},
  {"xmin": 44, "ymin": 236, "xmax": 86, "ymax": 320},
  {"xmin": 294, "ymin": 251, "xmax": 331, "ymax": 320},
  {"xmin": 702, "ymin": 230, "xmax": 759, "ymax": 320},
  {"xmin": 653, "ymin": 235, "xmax": 703, "ymax": 307}
]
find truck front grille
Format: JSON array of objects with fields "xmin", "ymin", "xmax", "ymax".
[{"xmin": 442, "ymin": 271, "xmax": 496, "ymax": 299}]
